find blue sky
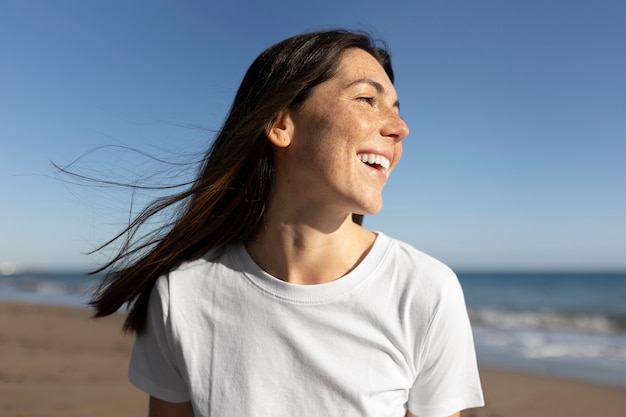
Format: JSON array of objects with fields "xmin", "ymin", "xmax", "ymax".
[{"xmin": 1, "ymin": 0, "xmax": 625, "ymax": 272}]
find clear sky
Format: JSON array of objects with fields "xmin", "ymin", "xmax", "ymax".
[{"xmin": 1, "ymin": 0, "xmax": 625, "ymax": 273}]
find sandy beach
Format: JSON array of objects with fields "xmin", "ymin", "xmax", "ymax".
[{"xmin": 2, "ymin": 301, "xmax": 626, "ymax": 417}]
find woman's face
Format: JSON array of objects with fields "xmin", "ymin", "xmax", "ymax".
[{"xmin": 273, "ymin": 48, "xmax": 410, "ymax": 218}]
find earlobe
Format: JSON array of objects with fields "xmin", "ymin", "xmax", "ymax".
[{"xmin": 265, "ymin": 108, "xmax": 294, "ymax": 148}]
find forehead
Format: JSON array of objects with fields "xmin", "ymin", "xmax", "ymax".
[{"xmin": 335, "ymin": 48, "xmax": 392, "ymax": 85}]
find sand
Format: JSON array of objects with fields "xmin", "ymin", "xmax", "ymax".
[{"xmin": 2, "ymin": 301, "xmax": 626, "ymax": 417}]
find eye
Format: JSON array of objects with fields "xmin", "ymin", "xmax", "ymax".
[{"xmin": 357, "ymin": 96, "xmax": 375, "ymax": 106}]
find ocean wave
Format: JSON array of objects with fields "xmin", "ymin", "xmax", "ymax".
[
  {"xmin": 472, "ymin": 322, "xmax": 626, "ymax": 388},
  {"xmin": 0, "ymin": 274, "xmax": 99, "ymax": 301},
  {"xmin": 469, "ymin": 308, "xmax": 626, "ymax": 334}
]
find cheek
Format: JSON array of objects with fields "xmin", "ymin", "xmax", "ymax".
[
  {"xmin": 306, "ymin": 116, "xmax": 353, "ymax": 152},
  {"xmin": 292, "ymin": 103, "xmax": 365, "ymax": 156},
  {"xmin": 392, "ymin": 142, "xmax": 403, "ymax": 168}
]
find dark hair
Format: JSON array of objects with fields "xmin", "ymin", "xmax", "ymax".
[{"xmin": 91, "ymin": 29, "xmax": 395, "ymax": 334}]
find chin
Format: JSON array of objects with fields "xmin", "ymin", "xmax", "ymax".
[{"xmin": 356, "ymin": 200, "xmax": 384, "ymax": 216}]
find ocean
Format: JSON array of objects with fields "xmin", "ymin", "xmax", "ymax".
[
  {"xmin": 2, "ymin": 270, "xmax": 625, "ymax": 388},
  {"xmin": 458, "ymin": 272, "xmax": 626, "ymax": 388}
]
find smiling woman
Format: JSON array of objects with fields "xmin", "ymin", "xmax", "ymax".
[
  {"xmin": 259, "ymin": 48, "xmax": 408, "ymax": 240},
  {"xmin": 88, "ymin": 29, "xmax": 483, "ymax": 417}
]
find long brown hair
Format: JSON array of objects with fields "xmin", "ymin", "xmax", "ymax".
[{"xmin": 90, "ymin": 29, "xmax": 396, "ymax": 334}]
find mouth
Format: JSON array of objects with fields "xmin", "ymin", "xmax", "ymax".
[{"xmin": 357, "ymin": 152, "xmax": 391, "ymax": 174}]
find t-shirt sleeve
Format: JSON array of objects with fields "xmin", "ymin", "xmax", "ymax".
[
  {"xmin": 407, "ymin": 273, "xmax": 484, "ymax": 417},
  {"xmin": 128, "ymin": 276, "xmax": 191, "ymax": 403}
]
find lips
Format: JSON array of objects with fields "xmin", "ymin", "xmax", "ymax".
[{"xmin": 357, "ymin": 152, "xmax": 391, "ymax": 174}]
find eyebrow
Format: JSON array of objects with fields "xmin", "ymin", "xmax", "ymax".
[{"xmin": 346, "ymin": 78, "xmax": 400, "ymax": 109}]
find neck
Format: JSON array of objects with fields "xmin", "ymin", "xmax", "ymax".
[{"xmin": 246, "ymin": 214, "xmax": 376, "ymax": 285}]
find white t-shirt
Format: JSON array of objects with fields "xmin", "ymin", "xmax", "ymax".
[{"xmin": 129, "ymin": 232, "xmax": 484, "ymax": 417}]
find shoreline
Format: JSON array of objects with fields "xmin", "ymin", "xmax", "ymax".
[{"xmin": 2, "ymin": 301, "xmax": 626, "ymax": 416}]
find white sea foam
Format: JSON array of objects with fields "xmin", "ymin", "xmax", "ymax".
[
  {"xmin": 472, "ymin": 321, "xmax": 626, "ymax": 387},
  {"xmin": 469, "ymin": 309, "xmax": 621, "ymax": 334}
]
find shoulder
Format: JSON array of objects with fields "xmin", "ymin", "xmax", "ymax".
[
  {"xmin": 164, "ymin": 245, "xmax": 234, "ymax": 283},
  {"xmin": 373, "ymin": 233, "xmax": 464, "ymax": 316},
  {"xmin": 152, "ymin": 244, "xmax": 238, "ymax": 305},
  {"xmin": 147, "ymin": 244, "xmax": 244, "ymax": 335},
  {"xmin": 379, "ymin": 233, "xmax": 458, "ymax": 288}
]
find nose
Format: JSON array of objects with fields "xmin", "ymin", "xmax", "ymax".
[{"xmin": 381, "ymin": 113, "xmax": 409, "ymax": 142}]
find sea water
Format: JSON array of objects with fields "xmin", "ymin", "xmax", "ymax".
[
  {"xmin": 458, "ymin": 272, "xmax": 626, "ymax": 388},
  {"xmin": 0, "ymin": 271, "xmax": 100, "ymax": 308},
  {"xmin": 2, "ymin": 270, "xmax": 625, "ymax": 387}
]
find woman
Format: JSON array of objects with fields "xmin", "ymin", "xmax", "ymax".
[{"xmin": 91, "ymin": 30, "xmax": 484, "ymax": 417}]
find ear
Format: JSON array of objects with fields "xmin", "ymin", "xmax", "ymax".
[{"xmin": 265, "ymin": 108, "xmax": 294, "ymax": 148}]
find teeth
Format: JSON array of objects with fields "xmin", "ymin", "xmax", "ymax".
[{"xmin": 357, "ymin": 153, "xmax": 391, "ymax": 173}]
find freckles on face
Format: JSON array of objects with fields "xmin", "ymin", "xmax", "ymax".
[
  {"xmin": 289, "ymin": 98, "xmax": 368, "ymax": 181},
  {"xmin": 277, "ymin": 48, "xmax": 408, "ymax": 215}
]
